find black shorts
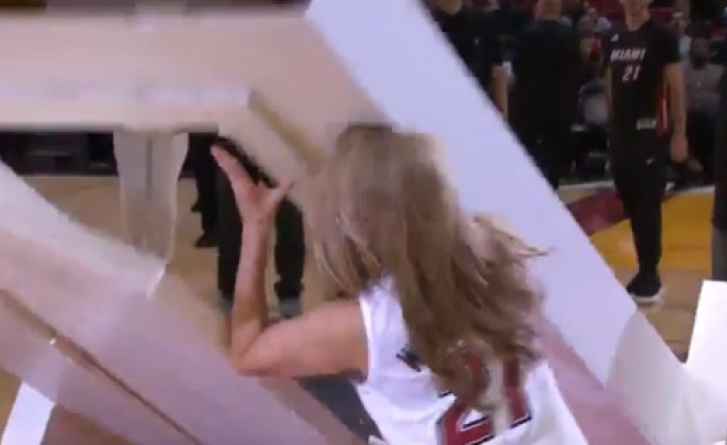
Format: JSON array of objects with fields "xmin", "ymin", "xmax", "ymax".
[{"xmin": 609, "ymin": 129, "xmax": 668, "ymax": 167}]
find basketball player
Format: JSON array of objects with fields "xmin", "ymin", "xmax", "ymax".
[
  {"xmin": 212, "ymin": 125, "xmax": 587, "ymax": 444},
  {"xmin": 604, "ymin": 0, "xmax": 688, "ymax": 303}
]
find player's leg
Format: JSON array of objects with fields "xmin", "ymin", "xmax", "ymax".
[
  {"xmin": 520, "ymin": 124, "xmax": 559, "ymax": 189},
  {"xmin": 628, "ymin": 159, "xmax": 665, "ymax": 276},
  {"xmin": 609, "ymin": 136, "xmax": 661, "ymax": 301},
  {"xmin": 713, "ymin": 226, "xmax": 727, "ymax": 281},
  {"xmin": 624, "ymin": 136, "xmax": 667, "ymax": 302},
  {"xmin": 274, "ymin": 199, "xmax": 305, "ymax": 318},
  {"xmin": 189, "ymin": 132, "xmax": 219, "ymax": 248},
  {"xmin": 609, "ymin": 158, "xmax": 637, "ymax": 223},
  {"xmin": 515, "ymin": 120, "xmax": 548, "ymax": 186},
  {"xmin": 536, "ymin": 125, "xmax": 557, "ymax": 189},
  {"xmin": 552, "ymin": 123, "xmax": 573, "ymax": 188}
]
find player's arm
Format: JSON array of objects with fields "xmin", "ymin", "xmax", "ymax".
[
  {"xmin": 491, "ymin": 64, "xmax": 509, "ymax": 118},
  {"xmin": 604, "ymin": 66, "xmax": 612, "ymax": 120},
  {"xmin": 665, "ymin": 62, "xmax": 688, "ymax": 161}
]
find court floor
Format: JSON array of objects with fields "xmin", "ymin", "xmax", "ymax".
[
  {"xmin": 569, "ymin": 186, "xmax": 714, "ymax": 359},
  {"xmin": 0, "ymin": 176, "xmax": 716, "ymax": 442}
]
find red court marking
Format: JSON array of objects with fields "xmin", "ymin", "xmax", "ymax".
[
  {"xmin": 566, "ymin": 187, "xmax": 678, "ymax": 236},
  {"xmin": 567, "ymin": 190, "xmax": 625, "ymax": 236}
]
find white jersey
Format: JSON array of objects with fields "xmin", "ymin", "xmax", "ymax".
[{"xmin": 352, "ymin": 278, "xmax": 588, "ymax": 445}]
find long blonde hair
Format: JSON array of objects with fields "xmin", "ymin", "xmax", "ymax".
[{"xmin": 304, "ymin": 124, "xmax": 543, "ymax": 408}]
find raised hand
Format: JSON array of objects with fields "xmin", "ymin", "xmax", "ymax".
[{"xmin": 211, "ymin": 146, "xmax": 292, "ymax": 228}]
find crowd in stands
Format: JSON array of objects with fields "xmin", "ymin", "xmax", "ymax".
[{"xmin": 429, "ymin": 0, "xmax": 727, "ymax": 188}]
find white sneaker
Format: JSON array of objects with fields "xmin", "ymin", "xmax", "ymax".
[
  {"xmin": 630, "ymin": 286, "xmax": 665, "ymax": 305},
  {"xmin": 627, "ymin": 272, "xmax": 664, "ymax": 305}
]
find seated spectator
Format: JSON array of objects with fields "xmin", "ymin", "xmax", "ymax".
[
  {"xmin": 584, "ymin": 6, "xmax": 611, "ymax": 35},
  {"xmin": 684, "ymin": 35, "xmax": 723, "ymax": 184},
  {"xmin": 576, "ymin": 15, "xmax": 602, "ymax": 74}
]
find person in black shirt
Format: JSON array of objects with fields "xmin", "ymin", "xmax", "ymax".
[
  {"xmin": 714, "ymin": 58, "xmax": 727, "ymax": 281},
  {"xmin": 214, "ymin": 138, "xmax": 306, "ymax": 318},
  {"xmin": 512, "ymin": 0, "xmax": 583, "ymax": 189},
  {"xmin": 604, "ymin": 0, "xmax": 688, "ymax": 303},
  {"xmin": 189, "ymin": 132, "xmax": 220, "ymax": 248},
  {"xmin": 429, "ymin": 0, "xmax": 509, "ymax": 117}
]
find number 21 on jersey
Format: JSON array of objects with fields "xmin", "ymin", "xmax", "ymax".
[
  {"xmin": 437, "ymin": 361, "xmax": 532, "ymax": 445},
  {"xmin": 622, "ymin": 64, "xmax": 642, "ymax": 83}
]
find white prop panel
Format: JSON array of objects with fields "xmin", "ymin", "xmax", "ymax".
[
  {"xmin": 0, "ymin": 293, "xmax": 194, "ymax": 445},
  {"xmin": 0, "ymin": 163, "xmax": 361, "ymax": 444},
  {"xmin": 1, "ymin": 384, "xmax": 53, "ymax": 445},
  {"xmin": 685, "ymin": 281, "xmax": 727, "ymax": 443}
]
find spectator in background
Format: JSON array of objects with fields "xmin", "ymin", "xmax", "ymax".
[
  {"xmin": 430, "ymin": 0, "xmax": 509, "ymax": 117},
  {"xmin": 684, "ymin": 35, "xmax": 723, "ymax": 184},
  {"xmin": 585, "ymin": 5, "xmax": 612, "ymax": 34},
  {"xmin": 671, "ymin": 11, "xmax": 691, "ymax": 59},
  {"xmin": 482, "ymin": 0, "xmax": 532, "ymax": 42},
  {"xmin": 513, "ymin": 0, "xmax": 583, "ymax": 188},
  {"xmin": 571, "ymin": 15, "xmax": 609, "ymax": 178},
  {"xmin": 471, "ymin": 0, "xmax": 498, "ymax": 13},
  {"xmin": 564, "ymin": 0, "xmax": 587, "ymax": 28},
  {"xmin": 577, "ymin": 14, "xmax": 603, "ymax": 75}
]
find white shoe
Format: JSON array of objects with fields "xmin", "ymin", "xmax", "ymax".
[{"xmin": 630, "ymin": 286, "xmax": 665, "ymax": 305}]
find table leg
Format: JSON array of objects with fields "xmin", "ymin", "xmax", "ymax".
[{"xmin": 113, "ymin": 131, "xmax": 188, "ymax": 262}]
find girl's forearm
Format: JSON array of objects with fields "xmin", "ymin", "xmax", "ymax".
[{"xmin": 230, "ymin": 222, "xmax": 273, "ymax": 357}]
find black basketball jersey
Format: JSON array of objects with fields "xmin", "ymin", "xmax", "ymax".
[{"xmin": 604, "ymin": 19, "xmax": 680, "ymax": 138}]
